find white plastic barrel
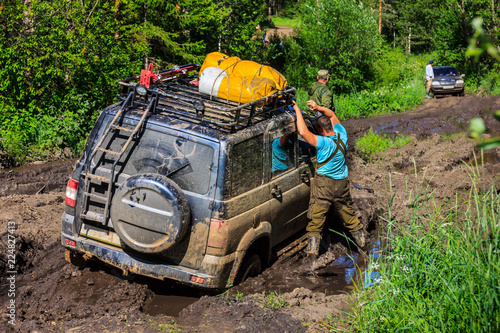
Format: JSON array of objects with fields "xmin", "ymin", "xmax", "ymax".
[{"xmin": 199, "ymin": 67, "xmax": 228, "ymax": 97}]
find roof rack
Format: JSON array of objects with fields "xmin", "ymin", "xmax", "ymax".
[{"xmin": 116, "ymin": 64, "xmax": 296, "ymax": 132}]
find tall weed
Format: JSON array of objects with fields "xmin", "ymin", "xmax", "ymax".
[{"xmin": 351, "ymin": 166, "xmax": 500, "ymax": 332}]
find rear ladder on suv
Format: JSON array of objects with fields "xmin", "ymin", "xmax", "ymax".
[{"xmin": 78, "ymin": 87, "xmax": 159, "ymax": 234}]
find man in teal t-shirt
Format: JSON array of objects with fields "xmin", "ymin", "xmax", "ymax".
[
  {"xmin": 271, "ymin": 134, "xmax": 293, "ymax": 173},
  {"xmin": 292, "ymin": 99, "xmax": 365, "ymax": 268}
]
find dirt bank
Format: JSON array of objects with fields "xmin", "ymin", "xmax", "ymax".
[{"xmin": 0, "ymin": 96, "xmax": 499, "ymax": 332}]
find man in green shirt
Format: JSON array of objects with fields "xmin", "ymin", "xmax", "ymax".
[{"xmin": 307, "ymin": 69, "xmax": 334, "ymax": 117}]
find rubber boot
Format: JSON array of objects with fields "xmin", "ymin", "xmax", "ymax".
[
  {"xmin": 351, "ymin": 229, "xmax": 366, "ymax": 249},
  {"xmin": 304, "ymin": 236, "xmax": 320, "ymax": 272},
  {"xmin": 425, "ymin": 92, "xmax": 432, "ymax": 99}
]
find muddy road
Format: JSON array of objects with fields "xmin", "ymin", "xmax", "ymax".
[{"xmin": 1, "ymin": 96, "xmax": 499, "ymax": 332}]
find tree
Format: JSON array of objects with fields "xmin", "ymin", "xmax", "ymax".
[
  {"xmin": 0, "ymin": 0, "xmax": 267, "ymax": 164},
  {"xmin": 282, "ymin": 0, "xmax": 381, "ymax": 92}
]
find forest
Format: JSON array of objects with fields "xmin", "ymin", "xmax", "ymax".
[{"xmin": 1, "ymin": 0, "xmax": 499, "ymax": 165}]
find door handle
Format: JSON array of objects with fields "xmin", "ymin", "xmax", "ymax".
[
  {"xmin": 301, "ymin": 171, "xmax": 310, "ymax": 183},
  {"xmin": 271, "ymin": 185, "xmax": 282, "ymax": 198}
]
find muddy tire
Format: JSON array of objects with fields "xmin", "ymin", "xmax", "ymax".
[{"xmin": 235, "ymin": 254, "xmax": 262, "ymax": 284}]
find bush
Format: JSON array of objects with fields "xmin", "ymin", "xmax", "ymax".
[{"xmin": 477, "ymin": 63, "xmax": 500, "ymax": 95}]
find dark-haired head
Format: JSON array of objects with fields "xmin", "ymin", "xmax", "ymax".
[{"xmin": 314, "ymin": 115, "xmax": 333, "ymax": 135}]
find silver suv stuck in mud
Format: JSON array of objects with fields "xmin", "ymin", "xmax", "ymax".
[{"xmin": 61, "ymin": 64, "xmax": 317, "ymax": 289}]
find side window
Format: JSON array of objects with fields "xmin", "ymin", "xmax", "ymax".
[
  {"xmin": 231, "ymin": 135, "xmax": 264, "ymax": 197},
  {"xmin": 298, "ymin": 117, "xmax": 316, "ymax": 164},
  {"xmin": 270, "ymin": 131, "xmax": 296, "ymax": 178}
]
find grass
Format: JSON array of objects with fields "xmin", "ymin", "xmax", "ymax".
[
  {"xmin": 355, "ymin": 128, "xmax": 412, "ymax": 158},
  {"xmin": 441, "ymin": 132, "xmax": 464, "ymax": 142},
  {"xmin": 149, "ymin": 319, "xmax": 186, "ymax": 332},
  {"xmin": 263, "ymin": 291, "xmax": 287, "ymax": 309},
  {"xmin": 334, "ymin": 76, "xmax": 424, "ymax": 120},
  {"xmin": 271, "ymin": 17, "xmax": 301, "ymax": 28},
  {"xmin": 349, "ymin": 161, "xmax": 500, "ymax": 332}
]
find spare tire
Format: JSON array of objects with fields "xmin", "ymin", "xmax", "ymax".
[{"xmin": 110, "ymin": 174, "xmax": 191, "ymax": 254}]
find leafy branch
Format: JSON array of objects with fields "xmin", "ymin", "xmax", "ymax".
[{"xmin": 466, "ymin": 17, "xmax": 500, "ymax": 150}]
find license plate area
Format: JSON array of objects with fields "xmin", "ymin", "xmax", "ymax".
[{"xmin": 80, "ymin": 223, "xmax": 122, "ymax": 247}]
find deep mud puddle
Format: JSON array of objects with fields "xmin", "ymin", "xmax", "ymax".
[{"xmin": 142, "ymin": 238, "xmax": 381, "ymax": 318}]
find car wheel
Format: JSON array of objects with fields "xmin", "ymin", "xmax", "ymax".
[
  {"xmin": 235, "ymin": 254, "xmax": 262, "ymax": 284},
  {"xmin": 459, "ymin": 91, "xmax": 465, "ymax": 97}
]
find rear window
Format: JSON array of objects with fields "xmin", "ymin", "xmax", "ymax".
[{"xmin": 94, "ymin": 126, "xmax": 214, "ymax": 194}]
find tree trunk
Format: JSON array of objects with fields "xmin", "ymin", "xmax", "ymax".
[{"xmin": 378, "ymin": 0, "xmax": 382, "ymax": 34}]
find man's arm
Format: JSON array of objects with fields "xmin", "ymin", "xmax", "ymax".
[
  {"xmin": 292, "ymin": 101, "xmax": 318, "ymax": 147},
  {"xmin": 307, "ymin": 100, "xmax": 340, "ymax": 127}
]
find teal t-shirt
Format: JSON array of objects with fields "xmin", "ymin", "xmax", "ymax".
[
  {"xmin": 271, "ymin": 137, "xmax": 292, "ymax": 172},
  {"xmin": 316, "ymin": 123, "xmax": 348, "ymax": 179}
]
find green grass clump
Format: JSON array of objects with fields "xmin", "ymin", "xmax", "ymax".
[
  {"xmin": 355, "ymin": 128, "xmax": 411, "ymax": 157},
  {"xmin": 263, "ymin": 291, "xmax": 287, "ymax": 309},
  {"xmin": 271, "ymin": 17, "xmax": 301, "ymax": 28},
  {"xmin": 351, "ymin": 169, "xmax": 500, "ymax": 332}
]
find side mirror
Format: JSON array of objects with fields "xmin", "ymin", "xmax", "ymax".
[{"xmin": 461, "ymin": 74, "xmax": 465, "ymax": 78}]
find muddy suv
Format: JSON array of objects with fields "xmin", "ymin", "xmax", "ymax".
[{"xmin": 61, "ymin": 64, "xmax": 316, "ymax": 289}]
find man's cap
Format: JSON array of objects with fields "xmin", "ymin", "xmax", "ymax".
[
  {"xmin": 318, "ymin": 69, "xmax": 330, "ymax": 78},
  {"xmin": 429, "ymin": 60, "xmax": 434, "ymax": 64}
]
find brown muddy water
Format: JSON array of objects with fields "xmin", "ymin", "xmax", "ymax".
[{"xmin": 142, "ymin": 237, "xmax": 382, "ymax": 317}]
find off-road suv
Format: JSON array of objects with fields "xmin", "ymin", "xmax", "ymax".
[{"xmin": 61, "ymin": 64, "xmax": 316, "ymax": 289}]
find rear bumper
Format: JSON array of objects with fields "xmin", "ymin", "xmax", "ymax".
[{"xmin": 61, "ymin": 213, "xmax": 234, "ymax": 289}]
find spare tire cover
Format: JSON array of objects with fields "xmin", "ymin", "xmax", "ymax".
[{"xmin": 111, "ymin": 174, "xmax": 191, "ymax": 254}]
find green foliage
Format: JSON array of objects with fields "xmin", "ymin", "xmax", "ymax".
[
  {"xmin": 263, "ymin": 291, "xmax": 287, "ymax": 309},
  {"xmin": 294, "ymin": 88, "xmax": 308, "ymax": 111},
  {"xmin": 334, "ymin": 78, "xmax": 423, "ymax": 120},
  {"xmin": 466, "ymin": 17, "xmax": 500, "ymax": 150},
  {"xmin": 368, "ymin": 47, "xmax": 428, "ymax": 90},
  {"xmin": 351, "ymin": 175, "xmax": 500, "ymax": 332},
  {"xmin": 217, "ymin": 0, "xmax": 268, "ymax": 61},
  {"xmin": 477, "ymin": 64, "xmax": 500, "ymax": 96},
  {"xmin": 355, "ymin": 128, "xmax": 411, "ymax": 157},
  {"xmin": 294, "ymin": 50, "xmax": 425, "ymax": 122},
  {"xmin": 271, "ymin": 17, "xmax": 301, "ymax": 27},
  {"xmin": 469, "ymin": 113, "xmax": 500, "ymax": 150},
  {"xmin": 281, "ymin": 0, "xmax": 382, "ymax": 93},
  {"xmin": 0, "ymin": 0, "xmax": 267, "ymax": 166},
  {"xmin": 440, "ymin": 132, "xmax": 463, "ymax": 142},
  {"xmin": 149, "ymin": 319, "xmax": 186, "ymax": 332}
]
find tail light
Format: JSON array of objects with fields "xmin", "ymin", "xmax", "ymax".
[
  {"xmin": 207, "ymin": 218, "xmax": 228, "ymax": 248},
  {"xmin": 65, "ymin": 178, "xmax": 79, "ymax": 207},
  {"xmin": 190, "ymin": 275, "xmax": 205, "ymax": 285}
]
